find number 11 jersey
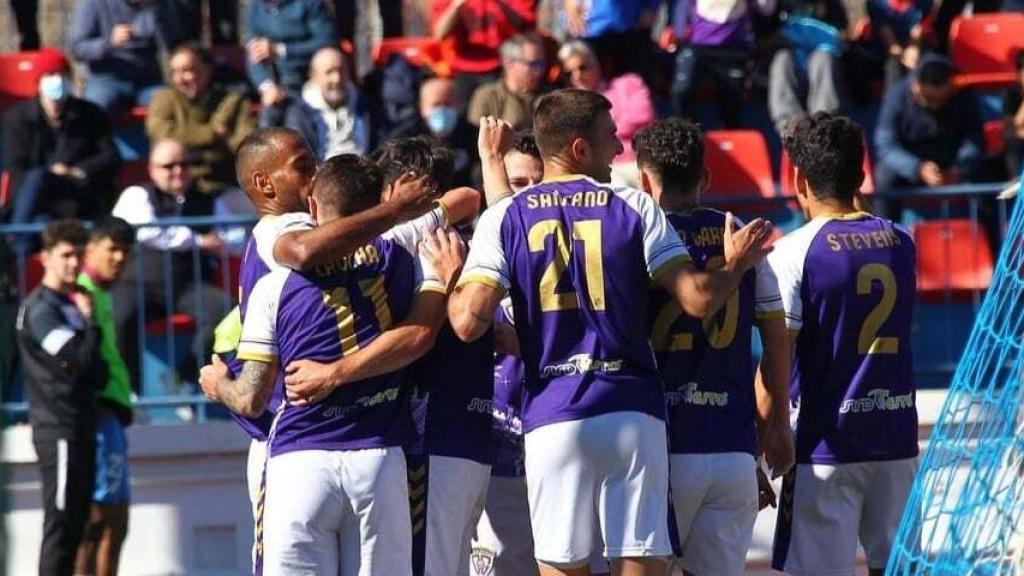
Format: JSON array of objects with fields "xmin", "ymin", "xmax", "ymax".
[
  {"xmin": 460, "ymin": 176, "xmax": 689, "ymax": 433},
  {"xmin": 768, "ymin": 212, "xmax": 918, "ymax": 465}
]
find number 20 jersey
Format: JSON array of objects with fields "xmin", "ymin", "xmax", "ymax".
[
  {"xmin": 768, "ymin": 212, "xmax": 918, "ymax": 465},
  {"xmin": 460, "ymin": 176, "xmax": 689, "ymax": 433}
]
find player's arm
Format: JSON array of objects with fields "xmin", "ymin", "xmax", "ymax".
[
  {"xmin": 273, "ymin": 173, "xmax": 436, "ymax": 271},
  {"xmin": 478, "ymin": 116, "xmax": 515, "ymax": 206},
  {"xmin": 754, "ymin": 316, "xmax": 795, "ymax": 478},
  {"xmin": 659, "ymin": 213, "xmax": 774, "ymax": 319},
  {"xmin": 449, "ymin": 281, "xmax": 504, "ymax": 342},
  {"xmin": 284, "ymin": 229, "xmax": 468, "ymax": 405},
  {"xmin": 200, "ymin": 356, "xmax": 278, "ymax": 418}
]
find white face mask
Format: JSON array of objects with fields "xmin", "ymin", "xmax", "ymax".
[
  {"xmin": 39, "ymin": 74, "xmax": 70, "ymax": 103},
  {"xmin": 426, "ymin": 105, "xmax": 458, "ymax": 137}
]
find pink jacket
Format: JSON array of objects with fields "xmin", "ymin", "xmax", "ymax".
[{"xmin": 602, "ymin": 73, "xmax": 656, "ymax": 164}]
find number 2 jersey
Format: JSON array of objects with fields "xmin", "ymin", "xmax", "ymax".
[
  {"xmin": 460, "ymin": 176, "xmax": 689, "ymax": 433},
  {"xmin": 768, "ymin": 212, "xmax": 918, "ymax": 465},
  {"xmin": 650, "ymin": 209, "xmax": 784, "ymax": 456}
]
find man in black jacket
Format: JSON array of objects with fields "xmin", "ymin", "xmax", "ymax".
[
  {"xmin": 17, "ymin": 219, "xmax": 107, "ymax": 576},
  {"xmin": 3, "ymin": 68, "xmax": 121, "ymax": 232}
]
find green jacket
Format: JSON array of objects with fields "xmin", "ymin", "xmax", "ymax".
[{"xmin": 77, "ymin": 273, "xmax": 133, "ymax": 423}]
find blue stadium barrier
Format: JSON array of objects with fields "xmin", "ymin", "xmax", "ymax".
[{"xmin": 0, "ymin": 185, "xmax": 1014, "ymax": 423}]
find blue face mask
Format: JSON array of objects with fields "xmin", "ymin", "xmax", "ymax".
[
  {"xmin": 426, "ymin": 106, "xmax": 458, "ymax": 137},
  {"xmin": 39, "ymin": 74, "xmax": 70, "ymax": 103}
]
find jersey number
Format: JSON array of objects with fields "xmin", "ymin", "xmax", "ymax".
[
  {"xmin": 651, "ymin": 256, "xmax": 739, "ymax": 352},
  {"xmin": 856, "ymin": 263, "xmax": 898, "ymax": 355},
  {"xmin": 322, "ymin": 275, "xmax": 393, "ymax": 356},
  {"xmin": 528, "ymin": 219, "xmax": 606, "ymax": 312}
]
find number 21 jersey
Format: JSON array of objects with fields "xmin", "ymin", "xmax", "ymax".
[{"xmin": 768, "ymin": 212, "xmax": 918, "ymax": 465}]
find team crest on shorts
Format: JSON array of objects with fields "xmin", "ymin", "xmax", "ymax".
[{"xmin": 470, "ymin": 547, "xmax": 495, "ymax": 576}]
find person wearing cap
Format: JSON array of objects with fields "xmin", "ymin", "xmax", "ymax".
[
  {"xmin": 873, "ymin": 54, "xmax": 983, "ymax": 218},
  {"xmin": 2, "ymin": 63, "xmax": 121, "ymax": 240}
]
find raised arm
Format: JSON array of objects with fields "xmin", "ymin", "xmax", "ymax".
[
  {"xmin": 200, "ymin": 355, "xmax": 278, "ymax": 418},
  {"xmin": 478, "ymin": 116, "xmax": 515, "ymax": 206}
]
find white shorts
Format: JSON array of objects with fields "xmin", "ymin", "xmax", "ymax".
[
  {"xmin": 670, "ymin": 452, "xmax": 758, "ymax": 576},
  {"xmin": 471, "ymin": 476, "xmax": 608, "ymax": 576},
  {"xmin": 246, "ymin": 439, "xmax": 267, "ymax": 520},
  {"xmin": 421, "ymin": 455, "xmax": 490, "ymax": 576},
  {"xmin": 524, "ymin": 411, "xmax": 672, "ymax": 566},
  {"xmin": 772, "ymin": 458, "xmax": 918, "ymax": 576},
  {"xmin": 263, "ymin": 447, "xmax": 412, "ymax": 576}
]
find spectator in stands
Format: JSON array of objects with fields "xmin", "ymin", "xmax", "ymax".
[
  {"xmin": 467, "ymin": 34, "xmax": 547, "ymax": 130},
  {"xmin": 333, "ymin": 0, "xmax": 402, "ymax": 46},
  {"xmin": 3, "ymin": 68, "xmax": 121, "ymax": 240},
  {"xmin": 767, "ymin": 0, "xmax": 846, "ymax": 135},
  {"xmin": 70, "ymin": 0, "xmax": 173, "ymax": 115},
  {"xmin": 431, "ymin": 0, "xmax": 538, "ymax": 108},
  {"xmin": 362, "ymin": 54, "xmax": 424, "ymax": 151},
  {"xmin": 558, "ymin": 40, "xmax": 655, "ymax": 187},
  {"xmin": 874, "ymin": 55, "xmax": 983, "ymax": 216},
  {"xmin": 865, "ymin": 0, "xmax": 933, "ymax": 90},
  {"xmin": 164, "ymin": 0, "xmax": 238, "ymax": 45},
  {"xmin": 147, "ymin": 43, "xmax": 256, "ymax": 196},
  {"xmin": 10, "ymin": 0, "xmax": 40, "ymax": 49},
  {"xmin": 285, "ymin": 46, "xmax": 368, "ymax": 161},
  {"xmin": 1003, "ymin": 51, "xmax": 1024, "ymax": 178},
  {"xmin": 75, "ymin": 217, "xmax": 134, "ymax": 576},
  {"xmin": 109, "ymin": 138, "xmax": 228, "ymax": 394},
  {"xmin": 563, "ymin": 0, "xmax": 661, "ymax": 80},
  {"xmin": 670, "ymin": 0, "xmax": 776, "ymax": 128},
  {"xmin": 418, "ymin": 77, "xmax": 477, "ymax": 187},
  {"xmin": 245, "ymin": 0, "xmax": 336, "ymax": 123},
  {"xmin": 17, "ymin": 220, "xmax": 105, "ymax": 576}
]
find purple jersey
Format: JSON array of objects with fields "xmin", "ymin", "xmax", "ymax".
[
  {"xmin": 491, "ymin": 298, "xmax": 526, "ymax": 477},
  {"xmin": 769, "ymin": 212, "xmax": 918, "ymax": 464},
  {"xmin": 238, "ymin": 236, "xmax": 444, "ymax": 456},
  {"xmin": 651, "ymin": 209, "xmax": 784, "ymax": 455},
  {"xmin": 460, "ymin": 176, "xmax": 689, "ymax": 433}
]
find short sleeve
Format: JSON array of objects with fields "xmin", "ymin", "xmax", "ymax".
[
  {"xmin": 415, "ymin": 250, "xmax": 447, "ymax": 295},
  {"xmin": 237, "ymin": 271, "xmax": 288, "ymax": 363},
  {"xmin": 623, "ymin": 187, "xmax": 689, "ymax": 281},
  {"xmin": 458, "ymin": 196, "xmax": 512, "ymax": 291},
  {"xmin": 753, "ymin": 257, "xmax": 786, "ymax": 322},
  {"xmin": 252, "ymin": 212, "xmax": 316, "ymax": 272},
  {"xmin": 767, "ymin": 238, "xmax": 805, "ymax": 336},
  {"xmin": 381, "ymin": 205, "xmax": 447, "ymax": 255}
]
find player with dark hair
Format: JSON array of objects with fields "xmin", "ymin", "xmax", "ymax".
[
  {"xmin": 18, "ymin": 219, "xmax": 106, "ymax": 576},
  {"xmin": 202, "ymin": 153, "xmax": 466, "ymax": 575},
  {"xmin": 770, "ymin": 112, "xmax": 918, "ymax": 576},
  {"xmin": 449, "ymin": 89, "xmax": 773, "ymax": 576},
  {"xmin": 74, "ymin": 216, "xmax": 134, "ymax": 576},
  {"xmin": 633, "ymin": 118, "xmax": 794, "ymax": 576},
  {"xmin": 374, "ymin": 135, "xmax": 459, "ymax": 194}
]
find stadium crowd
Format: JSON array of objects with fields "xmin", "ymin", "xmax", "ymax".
[{"xmin": 1, "ymin": 0, "xmax": 1021, "ymax": 575}]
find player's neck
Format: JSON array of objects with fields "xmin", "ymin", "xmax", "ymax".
[
  {"xmin": 542, "ymin": 158, "xmax": 588, "ymax": 181},
  {"xmin": 660, "ymin": 191, "xmax": 700, "ymax": 214},
  {"xmin": 807, "ymin": 198, "xmax": 858, "ymax": 220}
]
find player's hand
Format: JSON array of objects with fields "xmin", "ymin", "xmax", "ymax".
[
  {"xmin": 420, "ymin": 228, "xmax": 466, "ymax": 292},
  {"xmin": 69, "ymin": 289, "xmax": 93, "ymax": 319},
  {"xmin": 919, "ymin": 161, "xmax": 944, "ymax": 187},
  {"xmin": 478, "ymin": 116, "xmax": 514, "ymax": 160},
  {"xmin": 723, "ymin": 212, "xmax": 773, "ymax": 273},
  {"xmin": 494, "ymin": 322, "xmax": 520, "ymax": 357},
  {"xmin": 388, "ymin": 172, "xmax": 437, "ymax": 222},
  {"xmin": 247, "ymin": 38, "xmax": 274, "ymax": 63},
  {"xmin": 199, "ymin": 354, "xmax": 229, "ymax": 402},
  {"xmin": 283, "ymin": 359, "xmax": 341, "ymax": 405},
  {"xmin": 758, "ymin": 420, "xmax": 795, "ymax": 479},
  {"xmin": 757, "ymin": 466, "xmax": 777, "ymax": 510},
  {"xmin": 110, "ymin": 24, "xmax": 133, "ymax": 47}
]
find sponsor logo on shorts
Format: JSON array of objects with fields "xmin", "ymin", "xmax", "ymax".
[
  {"xmin": 665, "ymin": 382, "xmax": 729, "ymax": 408},
  {"xmin": 839, "ymin": 389, "xmax": 914, "ymax": 414},
  {"xmin": 470, "ymin": 547, "xmax": 495, "ymax": 576},
  {"xmin": 540, "ymin": 354, "xmax": 623, "ymax": 379}
]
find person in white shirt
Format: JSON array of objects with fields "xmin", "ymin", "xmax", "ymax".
[
  {"xmin": 109, "ymin": 138, "xmax": 232, "ymax": 397},
  {"xmin": 285, "ymin": 46, "xmax": 367, "ymax": 161}
]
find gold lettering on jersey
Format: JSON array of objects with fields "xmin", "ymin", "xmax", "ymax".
[
  {"xmin": 315, "ymin": 244, "xmax": 382, "ymax": 276},
  {"xmin": 685, "ymin": 226, "xmax": 724, "ymax": 248},
  {"xmin": 526, "ymin": 189, "xmax": 610, "ymax": 209},
  {"xmin": 825, "ymin": 230, "xmax": 903, "ymax": 252}
]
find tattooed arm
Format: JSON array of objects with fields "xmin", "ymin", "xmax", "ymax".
[{"xmin": 199, "ymin": 355, "xmax": 279, "ymax": 418}]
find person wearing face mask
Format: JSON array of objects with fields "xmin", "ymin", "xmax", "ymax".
[
  {"xmin": 146, "ymin": 43, "xmax": 256, "ymax": 195},
  {"xmin": 418, "ymin": 77, "xmax": 478, "ymax": 188},
  {"xmin": 285, "ymin": 46, "xmax": 369, "ymax": 162},
  {"xmin": 2, "ymin": 66, "xmax": 121, "ymax": 237}
]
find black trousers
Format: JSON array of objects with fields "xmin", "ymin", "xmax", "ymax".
[
  {"xmin": 11, "ymin": 0, "xmax": 39, "ymax": 50},
  {"xmin": 333, "ymin": 0, "xmax": 403, "ymax": 43},
  {"xmin": 34, "ymin": 435, "xmax": 96, "ymax": 576}
]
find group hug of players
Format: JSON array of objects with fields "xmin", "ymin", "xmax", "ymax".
[{"xmin": 198, "ymin": 88, "xmax": 920, "ymax": 576}]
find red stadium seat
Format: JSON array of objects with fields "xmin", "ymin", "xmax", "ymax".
[
  {"xmin": 703, "ymin": 130, "xmax": 776, "ymax": 199},
  {"xmin": 145, "ymin": 313, "xmax": 197, "ymax": 336},
  {"xmin": 374, "ymin": 37, "xmax": 440, "ymax": 68},
  {"xmin": 0, "ymin": 48, "xmax": 68, "ymax": 113},
  {"xmin": 780, "ymin": 147, "xmax": 876, "ymax": 196},
  {"xmin": 949, "ymin": 13, "xmax": 1024, "ymax": 89},
  {"xmin": 984, "ymin": 119, "xmax": 1006, "ymax": 157},
  {"xmin": 23, "ymin": 252, "xmax": 45, "ymax": 294},
  {"xmin": 212, "ymin": 253, "xmax": 243, "ymax": 297},
  {"xmin": 0, "ymin": 171, "xmax": 9, "ymax": 208},
  {"xmin": 115, "ymin": 160, "xmax": 150, "ymax": 190},
  {"xmin": 915, "ymin": 218, "xmax": 994, "ymax": 299}
]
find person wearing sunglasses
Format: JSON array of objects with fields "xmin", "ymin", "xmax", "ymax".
[{"xmin": 468, "ymin": 33, "xmax": 549, "ymax": 131}]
